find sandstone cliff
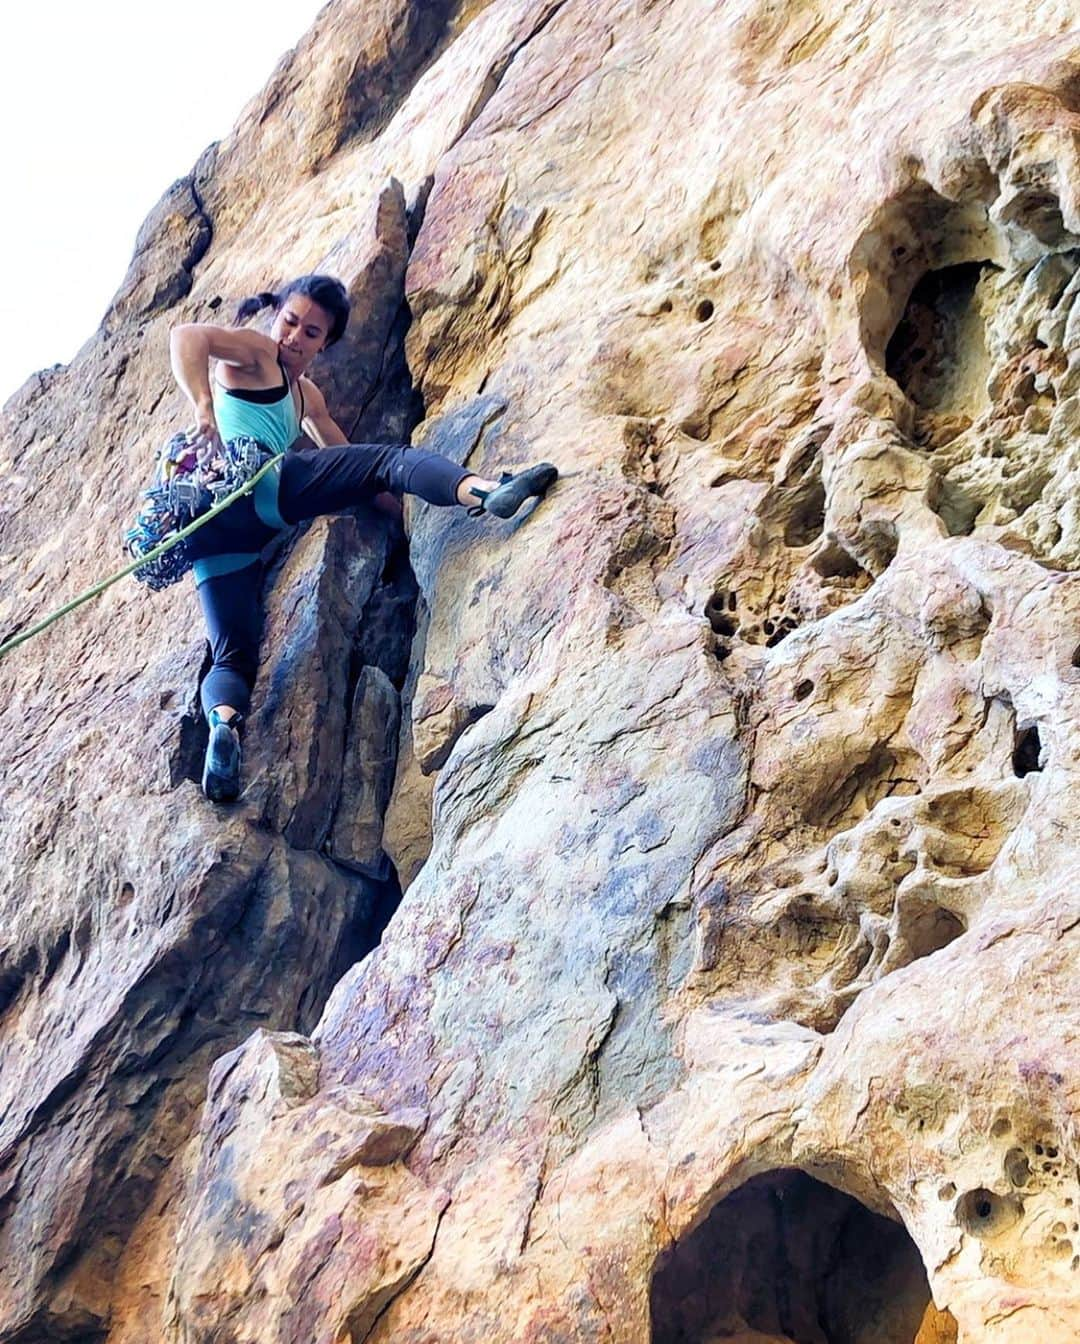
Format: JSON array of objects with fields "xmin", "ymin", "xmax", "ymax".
[{"xmin": 1, "ymin": 2, "xmax": 1079, "ymax": 1341}]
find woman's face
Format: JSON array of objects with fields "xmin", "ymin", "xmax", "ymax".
[{"xmin": 271, "ymin": 295, "xmax": 333, "ymax": 373}]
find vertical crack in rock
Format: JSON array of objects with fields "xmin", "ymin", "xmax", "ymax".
[
  {"xmin": 444, "ymin": 0, "xmax": 573, "ymax": 155},
  {"xmin": 102, "ymin": 172, "xmax": 214, "ymax": 328},
  {"xmin": 351, "ymin": 1193, "xmax": 452, "ymax": 1344}
]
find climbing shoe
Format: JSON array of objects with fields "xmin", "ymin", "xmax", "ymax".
[
  {"xmin": 468, "ymin": 462, "xmax": 559, "ymax": 518},
  {"xmin": 202, "ymin": 709, "xmax": 242, "ymax": 803}
]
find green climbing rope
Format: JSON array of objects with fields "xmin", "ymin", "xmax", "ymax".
[{"xmin": 0, "ymin": 454, "xmax": 282, "ymax": 664}]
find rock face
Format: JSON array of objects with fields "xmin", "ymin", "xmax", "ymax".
[{"xmin": 1, "ymin": 1, "xmax": 1079, "ymax": 1341}]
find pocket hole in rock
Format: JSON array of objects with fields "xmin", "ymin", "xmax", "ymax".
[
  {"xmin": 704, "ymin": 590, "xmax": 739, "ymax": 638},
  {"xmin": 904, "ymin": 906, "xmax": 965, "ymax": 961},
  {"xmin": 1004, "ymin": 1149, "xmax": 1030, "ymax": 1187},
  {"xmin": 811, "ymin": 541, "xmax": 867, "ymax": 582},
  {"xmin": 783, "ymin": 477, "xmax": 826, "ymax": 547},
  {"xmin": 795, "ymin": 679, "xmax": 814, "ymax": 701},
  {"xmin": 930, "ymin": 478, "xmax": 981, "ymax": 536},
  {"xmin": 1012, "ymin": 726, "xmax": 1043, "ymax": 777},
  {"xmin": 956, "ymin": 1188, "xmax": 1023, "ymax": 1239},
  {"xmin": 765, "ymin": 615, "xmax": 798, "ymax": 648},
  {"xmin": 707, "ymin": 611, "xmax": 737, "ymax": 638},
  {"xmin": 695, "ymin": 299, "xmax": 715, "ymax": 322}
]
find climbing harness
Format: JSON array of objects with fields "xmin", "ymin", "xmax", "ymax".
[
  {"xmin": 124, "ymin": 432, "xmax": 275, "ymax": 590},
  {"xmin": 0, "ymin": 437, "xmax": 281, "ymax": 664}
]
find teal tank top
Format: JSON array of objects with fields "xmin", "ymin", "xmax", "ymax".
[
  {"xmin": 191, "ymin": 370, "xmax": 303, "ymax": 585},
  {"xmin": 213, "ymin": 375, "xmax": 301, "ymax": 452}
]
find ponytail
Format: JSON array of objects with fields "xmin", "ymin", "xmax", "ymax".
[
  {"xmin": 234, "ymin": 275, "xmax": 351, "ymax": 345},
  {"xmin": 236, "ymin": 290, "xmax": 280, "ymax": 323}
]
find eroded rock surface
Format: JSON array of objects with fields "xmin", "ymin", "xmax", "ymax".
[{"xmin": 2, "ymin": 1, "xmax": 1079, "ymax": 1341}]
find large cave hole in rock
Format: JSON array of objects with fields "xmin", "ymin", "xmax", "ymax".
[
  {"xmin": 886, "ymin": 261, "xmax": 999, "ymax": 428},
  {"xmin": 650, "ymin": 1169, "xmax": 957, "ymax": 1344}
]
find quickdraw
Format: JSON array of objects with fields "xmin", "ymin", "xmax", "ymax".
[{"xmin": 124, "ymin": 433, "xmax": 275, "ymax": 590}]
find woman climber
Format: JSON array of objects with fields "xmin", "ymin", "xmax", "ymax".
[{"xmin": 169, "ymin": 273, "xmax": 557, "ymax": 803}]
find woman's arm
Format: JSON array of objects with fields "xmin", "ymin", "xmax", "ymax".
[
  {"xmin": 300, "ymin": 378, "xmax": 403, "ymax": 520},
  {"xmin": 298, "ymin": 377, "xmax": 349, "ymax": 448},
  {"xmin": 170, "ymin": 324, "xmax": 278, "ymax": 448}
]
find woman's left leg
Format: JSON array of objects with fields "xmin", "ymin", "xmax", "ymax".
[
  {"xmin": 196, "ymin": 562, "xmax": 264, "ymax": 801},
  {"xmin": 277, "ymin": 443, "xmax": 557, "ymax": 523},
  {"xmin": 197, "ymin": 563, "xmax": 264, "ymax": 721},
  {"xmin": 278, "ymin": 444, "xmax": 472, "ymax": 522}
]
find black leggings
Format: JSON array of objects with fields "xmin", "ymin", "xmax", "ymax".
[{"xmin": 195, "ymin": 443, "xmax": 469, "ymax": 718}]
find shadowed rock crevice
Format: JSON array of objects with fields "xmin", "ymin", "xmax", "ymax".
[
  {"xmin": 702, "ymin": 437, "xmax": 898, "ymax": 666},
  {"xmin": 886, "ymin": 260, "xmax": 998, "ymax": 427},
  {"xmin": 1012, "ymin": 724, "xmax": 1043, "ymax": 777},
  {"xmin": 857, "ymin": 148, "xmax": 1080, "ymax": 565},
  {"xmin": 0, "ymin": 842, "xmax": 370, "ymax": 1341},
  {"xmin": 650, "ymin": 1169, "xmax": 957, "ymax": 1344}
]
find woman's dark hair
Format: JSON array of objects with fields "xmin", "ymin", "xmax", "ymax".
[{"xmin": 236, "ymin": 274, "xmax": 351, "ymax": 346}]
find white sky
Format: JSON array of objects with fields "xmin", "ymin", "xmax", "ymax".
[{"xmin": 0, "ymin": 2, "xmax": 329, "ymax": 406}]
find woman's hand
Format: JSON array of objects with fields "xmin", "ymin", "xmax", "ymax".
[{"xmin": 188, "ymin": 404, "xmax": 223, "ymax": 458}]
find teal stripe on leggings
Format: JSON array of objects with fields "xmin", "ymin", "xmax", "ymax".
[
  {"xmin": 253, "ymin": 457, "xmax": 286, "ymax": 529},
  {"xmin": 192, "ymin": 553, "xmax": 260, "ymax": 586},
  {"xmin": 192, "ymin": 459, "xmax": 286, "ymax": 585}
]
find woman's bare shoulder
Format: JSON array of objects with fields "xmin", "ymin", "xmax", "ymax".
[{"xmin": 297, "ymin": 375, "xmax": 328, "ymax": 410}]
